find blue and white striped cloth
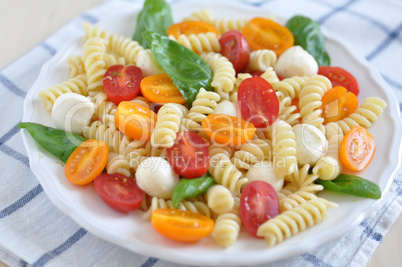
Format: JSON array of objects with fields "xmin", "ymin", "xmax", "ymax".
[{"xmin": 1, "ymin": 0, "xmax": 401, "ymax": 266}]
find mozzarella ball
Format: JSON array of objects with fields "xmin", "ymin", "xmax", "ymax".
[
  {"xmin": 135, "ymin": 157, "xmax": 180, "ymax": 199},
  {"xmin": 293, "ymin": 124, "xmax": 328, "ymax": 166},
  {"xmin": 213, "ymin": 100, "xmax": 239, "ymax": 117},
  {"xmin": 274, "ymin": 46, "xmax": 318, "ymax": 78},
  {"xmin": 246, "ymin": 161, "xmax": 284, "ymax": 192},
  {"xmin": 51, "ymin": 93, "xmax": 94, "ymax": 135},
  {"xmin": 134, "ymin": 49, "xmax": 165, "ymax": 77}
]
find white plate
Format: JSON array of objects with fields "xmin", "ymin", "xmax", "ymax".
[{"xmin": 20, "ymin": 0, "xmax": 402, "ymax": 266}]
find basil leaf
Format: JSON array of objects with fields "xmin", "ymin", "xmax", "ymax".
[
  {"xmin": 286, "ymin": 15, "xmax": 330, "ymax": 66},
  {"xmin": 171, "ymin": 173, "xmax": 216, "ymax": 208},
  {"xmin": 19, "ymin": 122, "xmax": 86, "ymax": 163},
  {"xmin": 132, "ymin": 0, "xmax": 173, "ymax": 49},
  {"xmin": 142, "ymin": 31, "xmax": 213, "ymax": 107},
  {"xmin": 316, "ymin": 174, "xmax": 381, "ymax": 199}
]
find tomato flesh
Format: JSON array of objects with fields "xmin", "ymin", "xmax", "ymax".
[
  {"xmin": 240, "ymin": 181, "xmax": 279, "ymax": 237},
  {"xmin": 140, "ymin": 74, "xmax": 186, "ymax": 105},
  {"xmin": 340, "ymin": 126, "xmax": 375, "ymax": 171},
  {"xmin": 219, "ymin": 30, "xmax": 250, "ymax": 73},
  {"xmin": 94, "ymin": 173, "xmax": 144, "ymax": 213},
  {"xmin": 238, "ymin": 76, "xmax": 279, "ymax": 128},
  {"xmin": 318, "ymin": 66, "xmax": 360, "ymax": 96},
  {"xmin": 151, "ymin": 208, "xmax": 214, "ymax": 243},
  {"xmin": 114, "ymin": 101, "xmax": 157, "ymax": 141},
  {"xmin": 65, "ymin": 139, "xmax": 109, "ymax": 185},
  {"xmin": 321, "ymin": 86, "xmax": 358, "ymax": 123},
  {"xmin": 166, "ymin": 131, "xmax": 209, "ymax": 178},
  {"xmin": 103, "ymin": 65, "xmax": 142, "ymax": 105}
]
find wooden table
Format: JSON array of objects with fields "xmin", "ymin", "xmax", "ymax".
[{"xmin": 0, "ymin": 0, "xmax": 400, "ymax": 266}]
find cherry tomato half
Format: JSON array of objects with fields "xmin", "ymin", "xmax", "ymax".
[
  {"xmin": 238, "ymin": 76, "xmax": 279, "ymax": 128},
  {"xmin": 167, "ymin": 21, "xmax": 219, "ymax": 39},
  {"xmin": 65, "ymin": 139, "xmax": 109, "ymax": 185},
  {"xmin": 114, "ymin": 101, "xmax": 157, "ymax": 141},
  {"xmin": 240, "ymin": 181, "xmax": 279, "ymax": 237},
  {"xmin": 94, "ymin": 173, "xmax": 144, "ymax": 213},
  {"xmin": 103, "ymin": 65, "xmax": 142, "ymax": 105},
  {"xmin": 321, "ymin": 86, "xmax": 358, "ymax": 123},
  {"xmin": 318, "ymin": 66, "xmax": 360, "ymax": 96},
  {"xmin": 166, "ymin": 131, "xmax": 209, "ymax": 178},
  {"xmin": 151, "ymin": 208, "xmax": 214, "ymax": 243},
  {"xmin": 242, "ymin": 18, "xmax": 294, "ymax": 56},
  {"xmin": 140, "ymin": 74, "xmax": 186, "ymax": 105},
  {"xmin": 202, "ymin": 114, "xmax": 256, "ymax": 146},
  {"xmin": 219, "ymin": 30, "xmax": 250, "ymax": 73},
  {"xmin": 340, "ymin": 126, "xmax": 375, "ymax": 171}
]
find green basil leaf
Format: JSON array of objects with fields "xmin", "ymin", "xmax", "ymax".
[
  {"xmin": 132, "ymin": 0, "xmax": 173, "ymax": 49},
  {"xmin": 171, "ymin": 173, "xmax": 216, "ymax": 208},
  {"xmin": 316, "ymin": 174, "xmax": 381, "ymax": 199},
  {"xmin": 286, "ymin": 15, "xmax": 330, "ymax": 66},
  {"xmin": 142, "ymin": 31, "xmax": 213, "ymax": 107},
  {"xmin": 18, "ymin": 122, "xmax": 86, "ymax": 163}
]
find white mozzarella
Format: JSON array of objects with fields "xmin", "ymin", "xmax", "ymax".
[
  {"xmin": 293, "ymin": 124, "xmax": 328, "ymax": 166},
  {"xmin": 134, "ymin": 49, "xmax": 165, "ymax": 77},
  {"xmin": 51, "ymin": 93, "xmax": 94, "ymax": 135},
  {"xmin": 246, "ymin": 161, "xmax": 284, "ymax": 192},
  {"xmin": 135, "ymin": 157, "xmax": 180, "ymax": 199},
  {"xmin": 274, "ymin": 46, "xmax": 318, "ymax": 78},
  {"xmin": 213, "ymin": 100, "xmax": 239, "ymax": 117}
]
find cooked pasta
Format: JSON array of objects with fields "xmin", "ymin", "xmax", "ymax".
[
  {"xmin": 278, "ymin": 188, "xmax": 318, "ymax": 212},
  {"xmin": 212, "ymin": 17, "xmax": 250, "ymax": 35},
  {"xmin": 82, "ymin": 22, "xmax": 110, "ymax": 43},
  {"xmin": 272, "ymin": 76, "xmax": 310, "ymax": 100},
  {"xmin": 169, "ymin": 33, "xmax": 221, "ymax": 54},
  {"xmin": 205, "ymin": 184, "xmax": 234, "ymax": 214},
  {"xmin": 38, "ymin": 74, "xmax": 88, "ymax": 111},
  {"xmin": 277, "ymin": 93, "xmax": 301, "ymax": 126},
  {"xmin": 83, "ymin": 37, "xmax": 107, "ymax": 96},
  {"xmin": 271, "ymin": 119, "xmax": 297, "ymax": 176},
  {"xmin": 257, "ymin": 198, "xmax": 338, "ymax": 246},
  {"xmin": 104, "ymin": 53, "xmax": 127, "ymax": 69},
  {"xmin": 285, "ymin": 164, "xmax": 323, "ymax": 192},
  {"xmin": 106, "ymin": 152, "xmax": 131, "ymax": 177},
  {"xmin": 231, "ymin": 139, "xmax": 272, "ymax": 171},
  {"xmin": 260, "ymin": 67, "xmax": 280, "ymax": 84},
  {"xmin": 182, "ymin": 9, "xmax": 212, "ymax": 23},
  {"xmin": 109, "ymin": 33, "xmax": 144, "ymax": 65},
  {"xmin": 186, "ymin": 88, "xmax": 221, "ymax": 123},
  {"xmin": 88, "ymin": 92, "xmax": 117, "ymax": 124},
  {"xmin": 66, "ymin": 55, "xmax": 86, "ymax": 78},
  {"xmin": 247, "ymin": 49, "xmax": 277, "ymax": 72},
  {"xmin": 230, "ymin": 73, "xmax": 252, "ymax": 103}
]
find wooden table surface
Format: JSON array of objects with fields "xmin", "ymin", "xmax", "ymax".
[{"xmin": 0, "ymin": 0, "xmax": 400, "ymax": 266}]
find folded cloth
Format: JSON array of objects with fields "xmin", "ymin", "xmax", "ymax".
[{"xmin": 0, "ymin": 0, "xmax": 401, "ymax": 266}]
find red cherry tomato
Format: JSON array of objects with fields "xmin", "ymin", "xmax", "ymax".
[
  {"xmin": 103, "ymin": 65, "xmax": 143, "ymax": 105},
  {"xmin": 238, "ymin": 76, "xmax": 279, "ymax": 128},
  {"xmin": 318, "ymin": 66, "xmax": 360, "ymax": 96},
  {"xmin": 94, "ymin": 173, "xmax": 144, "ymax": 213},
  {"xmin": 166, "ymin": 131, "xmax": 209, "ymax": 178},
  {"xmin": 219, "ymin": 30, "xmax": 250, "ymax": 73},
  {"xmin": 240, "ymin": 181, "xmax": 279, "ymax": 238}
]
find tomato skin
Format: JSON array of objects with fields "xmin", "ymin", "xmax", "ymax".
[
  {"xmin": 318, "ymin": 66, "xmax": 360, "ymax": 96},
  {"xmin": 238, "ymin": 76, "xmax": 279, "ymax": 128},
  {"xmin": 166, "ymin": 131, "xmax": 209, "ymax": 178},
  {"xmin": 114, "ymin": 101, "xmax": 157, "ymax": 141},
  {"xmin": 103, "ymin": 65, "xmax": 142, "ymax": 105},
  {"xmin": 94, "ymin": 173, "xmax": 144, "ymax": 212},
  {"xmin": 321, "ymin": 86, "xmax": 358, "ymax": 123},
  {"xmin": 65, "ymin": 139, "xmax": 109, "ymax": 185},
  {"xmin": 219, "ymin": 30, "xmax": 250, "ymax": 73},
  {"xmin": 167, "ymin": 20, "xmax": 219, "ymax": 39},
  {"xmin": 240, "ymin": 181, "xmax": 279, "ymax": 238},
  {"xmin": 140, "ymin": 74, "xmax": 186, "ymax": 105},
  {"xmin": 151, "ymin": 208, "xmax": 214, "ymax": 243},
  {"xmin": 340, "ymin": 126, "xmax": 375, "ymax": 171}
]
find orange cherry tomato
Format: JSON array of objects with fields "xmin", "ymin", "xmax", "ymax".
[
  {"xmin": 340, "ymin": 126, "xmax": 375, "ymax": 171},
  {"xmin": 167, "ymin": 21, "xmax": 219, "ymax": 39},
  {"xmin": 321, "ymin": 86, "xmax": 358, "ymax": 123},
  {"xmin": 140, "ymin": 74, "xmax": 186, "ymax": 105},
  {"xmin": 201, "ymin": 114, "xmax": 256, "ymax": 146},
  {"xmin": 65, "ymin": 139, "xmax": 109, "ymax": 185},
  {"xmin": 151, "ymin": 208, "xmax": 214, "ymax": 243},
  {"xmin": 114, "ymin": 101, "xmax": 157, "ymax": 141},
  {"xmin": 242, "ymin": 18, "xmax": 294, "ymax": 56}
]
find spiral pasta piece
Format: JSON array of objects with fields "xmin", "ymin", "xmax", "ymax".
[
  {"xmin": 38, "ymin": 74, "xmax": 88, "ymax": 111},
  {"xmin": 260, "ymin": 67, "xmax": 280, "ymax": 84},
  {"xmin": 336, "ymin": 97, "xmax": 387, "ymax": 135},
  {"xmin": 230, "ymin": 73, "xmax": 252, "ymax": 103},
  {"xmin": 83, "ymin": 37, "xmax": 107, "ymax": 96},
  {"xmin": 142, "ymin": 197, "xmax": 211, "ymax": 221},
  {"xmin": 212, "ymin": 17, "xmax": 250, "ymax": 35},
  {"xmin": 109, "ymin": 34, "xmax": 144, "ymax": 65},
  {"xmin": 231, "ymin": 139, "xmax": 272, "ymax": 171},
  {"xmin": 104, "ymin": 53, "xmax": 127, "ymax": 69},
  {"xmin": 210, "ymin": 197, "xmax": 241, "ymax": 247},
  {"xmin": 257, "ymin": 198, "xmax": 338, "ymax": 246},
  {"xmin": 247, "ymin": 49, "xmax": 277, "ymax": 72},
  {"xmin": 271, "ymin": 119, "xmax": 297, "ymax": 176},
  {"xmin": 277, "ymin": 93, "xmax": 301, "ymax": 126},
  {"xmin": 82, "ymin": 120, "xmax": 124, "ymax": 154},
  {"xmin": 66, "ymin": 55, "xmax": 86, "ymax": 78},
  {"xmin": 182, "ymin": 9, "xmax": 212, "ymax": 23},
  {"xmin": 200, "ymin": 52, "xmax": 236, "ymax": 100},
  {"xmin": 272, "ymin": 76, "xmax": 310, "ymax": 100},
  {"xmin": 151, "ymin": 103, "xmax": 188, "ymax": 148},
  {"xmin": 169, "ymin": 33, "xmax": 221, "ymax": 54},
  {"xmin": 205, "ymin": 184, "xmax": 234, "ymax": 214},
  {"xmin": 88, "ymin": 92, "xmax": 117, "ymax": 124},
  {"xmin": 278, "ymin": 188, "xmax": 318, "ymax": 212},
  {"xmin": 186, "ymin": 88, "xmax": 221, "ymax": 123},
  {"xmin": 130, "ymin": 96, "xmax": 151, "ymax": 109},
  {"xmin": 298, "ymin": 75, "xmax": 332, "ymax": 133},
  {"xmin": 106, "ymin": 152, "xmax": 131, "ymax": 177},
  {"xmin": 82, "ymin": 22, "xmax": 110, "ymax": 43},
  {"xmin": 285, "ymin": 164, "xmax": 323, "ymax": 192}
]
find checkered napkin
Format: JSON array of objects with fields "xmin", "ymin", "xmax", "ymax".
[{"xmin": 1, "ymin": 0, "xmax": 401, "ymax": 266}]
